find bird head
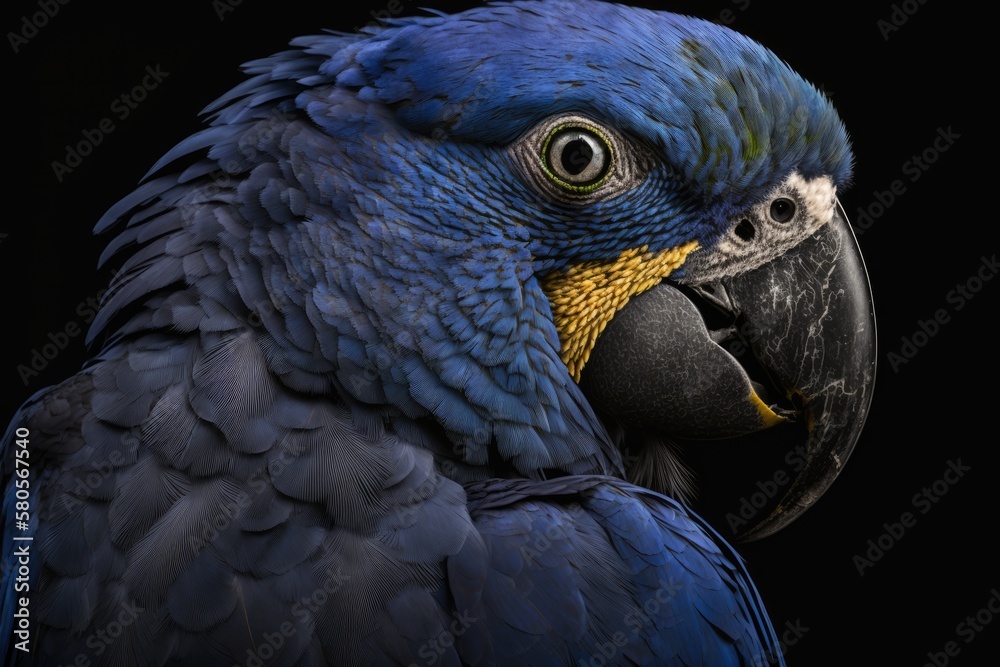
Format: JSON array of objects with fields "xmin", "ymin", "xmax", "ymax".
[{"xmin": 93, "ymin": 0, "xmax": 874, "ymax": 540}]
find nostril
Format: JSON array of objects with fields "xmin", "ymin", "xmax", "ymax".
[{"xmin": 735, "ymin": 219, "xmax": 755, "ymax": 241}]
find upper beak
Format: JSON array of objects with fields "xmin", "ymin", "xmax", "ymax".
[{"xmin": 579, "ymin": 202, "xmax": 876, "ymax": 540}]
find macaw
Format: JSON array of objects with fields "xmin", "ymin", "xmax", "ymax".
[{"xmin": 1, "ymin": 1, "xmax": 875, "ymax": 665}]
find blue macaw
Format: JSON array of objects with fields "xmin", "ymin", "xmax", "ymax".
[{"xmin": 2, "ymin": 1, "xmax": 875, "ymax": 665}]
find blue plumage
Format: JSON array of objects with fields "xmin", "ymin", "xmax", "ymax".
[{"xmin": 2, "ymin": 1, "xmax": 858, "ymax": 664}]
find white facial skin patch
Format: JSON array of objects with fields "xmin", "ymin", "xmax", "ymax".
[{"xmin": 682, "ymin": 172, "xmax": 838, "ymax": 285}]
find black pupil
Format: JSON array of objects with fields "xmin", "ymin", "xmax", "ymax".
[
  {"xmin": 771, "ymin": 199, "xmax": 794, "ymax": 222},
  {"xmin": 561, "ymin": 138, "xmax": 594, "ymax": 175}
]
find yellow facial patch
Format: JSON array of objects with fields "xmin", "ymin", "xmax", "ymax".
[{"xmin": 541, "ymin": 241, "xmax": 700, "ymax": 380}]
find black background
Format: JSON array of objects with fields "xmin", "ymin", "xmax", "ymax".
[{"xmin": 3, "ymin": 1, "xmax": 994, "ymax": 665}]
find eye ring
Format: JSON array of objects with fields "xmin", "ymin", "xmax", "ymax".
[
  {"xmin": 542, "ymin": 125, "xmax": 613, "ymax": 193},
  {"xmin": 512, "ymin": 114, "xmax": 650, "ymax": 204},
  {"xmin": 769, "ymin": 198, "xmax": 796, "ymax": 223}
]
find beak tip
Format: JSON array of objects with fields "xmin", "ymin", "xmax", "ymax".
[
  {"xmin": 730, "ymin": 204, "xmax": 875, "ymax": 540},
  {"xmin": 736, "ymin": 501, "xmax": 797, "ymax": 543}
]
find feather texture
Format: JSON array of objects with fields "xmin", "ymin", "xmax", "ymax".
[{"xmin": 2, "ymin": 1, "xmax": 858, "ymax": 664}]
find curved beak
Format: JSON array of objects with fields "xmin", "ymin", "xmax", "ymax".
[{"xmin": 580, "ymin": 202, "xmax": 876, "ymax": 540}]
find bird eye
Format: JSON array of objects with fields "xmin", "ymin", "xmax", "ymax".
[
  {"xmin": 543, "ymin": 125, "xmax": 612, "ymax": 192},
  {"xmin": 769, "ymin": 198, "xmax": 795, "ymax": 223},
  {"xmin": 513, "ymin": 114, "xmax": 647, "ymax": 203}
]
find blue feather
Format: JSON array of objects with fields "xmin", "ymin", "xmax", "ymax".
[{"xmin": 1, "ymin": 1, "xmax": 858, "ymax": 663}]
